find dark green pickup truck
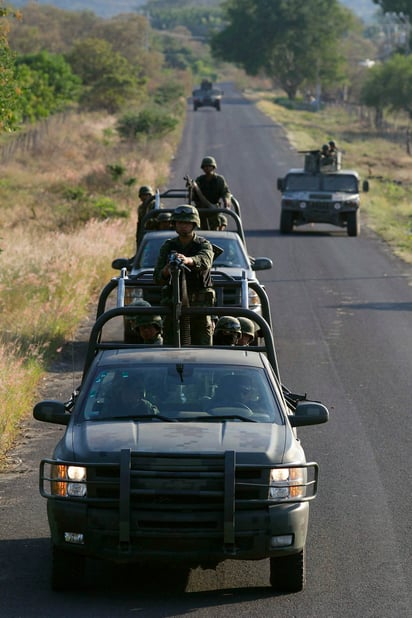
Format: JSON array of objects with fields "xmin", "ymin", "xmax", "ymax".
[{"xmin": 33, "ymin": 296, "xmax": 328, "ymax": 594}]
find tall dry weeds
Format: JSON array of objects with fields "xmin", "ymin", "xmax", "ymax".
[{"xmin": 0, "ymin": 107, "xmax": 184, "ymax": 466}]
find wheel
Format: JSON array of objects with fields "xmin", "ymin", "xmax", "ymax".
[
  {"xmin": 280, "ymin": 211, "xmax": 293, "ymax": 233},
  {"xmin": 347, "ymin": 210, "xmax": 360, "ymax": 236},
  {"xmin": 270, "ymin": 550, "xmax": 305, "ymax": 593},
  {"xmin": 51, "ymin": 545, "xmax": 85, "ymax": 591},
  {"xmin": 215, "ymin": 101, "xmax": 221, "ymax": 111}
]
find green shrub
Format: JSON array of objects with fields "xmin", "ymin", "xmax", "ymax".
[
  {"xmin": 116, "ymin": 108, "xmax": 178, "ymax": 140},
  {"xmin": 154, "ymin": 82, "xmax": 185, "ymax": 105}
]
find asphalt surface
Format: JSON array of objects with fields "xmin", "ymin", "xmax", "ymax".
[{"xmin": 1, "ymin": 83, "xmax": 411, "ymax": 617}]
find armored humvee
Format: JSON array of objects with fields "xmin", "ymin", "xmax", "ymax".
[{"xmin": 277, "ymin": 151, "xmax": 369, "ymax": 236}]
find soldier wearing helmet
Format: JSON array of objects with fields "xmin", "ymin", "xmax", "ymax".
[
  {"xmin": 134, "ymin": 314, "xmax": 163, "ymax": 345},
  {"xmin": 319, "ymin": 144, "xmax": 334, "ymax": 168},
  {"xmin": 136, "ymin": 185, "xmax": 158, "ymax": 244},
  {"xmin": 213, "ymin": 316, "xmax": 241, "ymax": 346},
  {"xmin": 236, "ymin": 317, "xmax": 256, "ymax": 346},
  {"xmin": 189, "ymin": 156, "xmax": 232, "ymax": 229},
  {"xmin": 211, "ymin": 213, "xmax": 227, "ymax": 231},
  {"xmin": 124, "ymin": 298, "xmax": 151, "ymax": 343},
  {"xmin": 156, "ymin": 211, "xmax": 172, "ymax": 230},
  {"xmin": 153, "ymin": 205, "xmax": 215, "ymax": 345}
]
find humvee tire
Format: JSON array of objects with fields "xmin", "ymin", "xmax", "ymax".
[
  {"xmin": 347, "ymin": 210, "xmax": 360, "ymax": 237},
  {"xmin": 280, "ymin": 211, "xmax": 293, "ymax": 234}
]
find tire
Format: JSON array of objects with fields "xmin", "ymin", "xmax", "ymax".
[
  {"xmin": 193, "ymin": 105, "xmax": 198, "ymax": 111},
  {"xmin": 51, "ymin": 545, "xmax": 85, "ymax": 591},
  {"xmin": 347, "ymin": 210, "xmax": 360, "ymax": 237},
  {"xmin": 270, "ymin": 550, "xmax": 305, "ymax": 593},
  {"xmin": 280, "ymin": 210, "xmax": 293, "ymax": 234},
  {"xmin": 215, "ymin": 101, "xmax": 221, "ymax": 111}
]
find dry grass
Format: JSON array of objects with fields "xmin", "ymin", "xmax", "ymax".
[{"xmin": 0, "ymin": 107, "xmax": 185, "ymax": 466}]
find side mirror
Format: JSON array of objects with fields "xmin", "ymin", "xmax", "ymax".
[
  {"xmin": 289, "ymin": 401, "xmax": 329, "ymax": 427},
  {"xmin": 362, "ymin": 180, "xmax": 369, "ymax": 192},
  {"xmin": 112, "ymin": 258, "xmax": 130, "ymax": 271},
  {"xmin": 252, "ymin": 257, "xmax": 273, "ymax": 271},
  {"xmin": 33, "ymin": 400, "xmax": 71, "ymax": 425},
  {"xmin": 277, "ymin": 178, "xmax": 285, "ymax": 192}
]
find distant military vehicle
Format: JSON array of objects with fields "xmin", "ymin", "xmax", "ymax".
[
  {"xmin": 277, "ymin": 150, "xmax": 369, "ymax": 236},
  {"xmin": 192, "ymin": 80, "xmax": 223, "ymax": 111}
]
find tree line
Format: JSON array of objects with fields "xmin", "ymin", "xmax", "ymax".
[
  {"xmin": 0, "ymin": 1, "xmax": 211, "ymax": 134},
  {"xmin": 1, "ymin": 0, "xmax": 412, "ymax": 133}
]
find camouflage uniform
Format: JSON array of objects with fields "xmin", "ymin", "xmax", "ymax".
[{"xmin": 154, "ymin": 232, "xmax": 215, "ymax": 345}]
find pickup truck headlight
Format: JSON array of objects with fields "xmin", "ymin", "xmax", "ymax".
[
  {"xmin": 269, "ymin": 467, "xmax": 306, "ymax": 500},
  {"xmin": 51, "ymin": 464, "xmax": 87, "ymax": 498},
  {"xmin": 248, "ymin": 288, "xmax": 260, "ymax": 310}
]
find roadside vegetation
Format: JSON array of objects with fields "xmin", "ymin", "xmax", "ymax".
[{"xmin": 0, "ymin": 2, "xmax": 215, "ymax": 464}]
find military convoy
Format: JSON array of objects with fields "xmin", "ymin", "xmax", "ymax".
[
  {"xmin": 277, "ymin": 149, "xmax": 369, "ymax": 236},
  {"xmin": 33, "ymin": 188, "xmax": 329, "ymax": 593}
]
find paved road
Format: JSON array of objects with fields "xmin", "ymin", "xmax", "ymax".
[{"xmin": 1, "ymin": 84, "xmax": 411, "ymax": 617}]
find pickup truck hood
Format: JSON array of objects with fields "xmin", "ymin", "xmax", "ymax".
[{"xmin": 64, "ymin": 421, "xmax": 289, "ymax": 464}]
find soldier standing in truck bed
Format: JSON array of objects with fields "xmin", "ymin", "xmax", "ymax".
[
  {"xmin": 153, "ymin": 205, "xmax": 215, "ymax": 345},
  {"xmin": 190, "ymin": 156, "xmax": 232, "ymax": 228}
]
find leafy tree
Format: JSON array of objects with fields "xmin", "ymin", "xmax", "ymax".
[
  {"xmin": 8, "ymin": 4, "xmax": 100, "ymax": 54},
  {"xmin": 212, "ymin": 0, "xmax": 352, "ymax": 100},
  {"xmin": 372, "ymin": 1, "xmax": 412, "ymax": 19},
  {"xmin": 67, "ymin": 38, "xmax": 145, "ymax": 113},
  {"xmin": 15, "ymin": 51, "xmax": 81, "ymax": 121},
  {"xmin": 141, "ymin": 0, "xmax": 224, "ymax": 38},
  {"xmin": 0, "ymin": 3, "xmax": 22, "ymax": 131},
  {"xmin": 361, "ymin": 54, "xmax": 412, "ymax": 127}
]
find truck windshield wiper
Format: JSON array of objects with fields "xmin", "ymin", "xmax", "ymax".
[
  {"xmin": 101, "ymin": 414, "xmax": 177, "ymax": 422},
  {"xmin": 182, "ymin": 415, "xmax": 256, "ymax": 423}
]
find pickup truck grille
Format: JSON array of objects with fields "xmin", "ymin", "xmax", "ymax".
[{"xmin": 40, "ymin": 453, "xmax": 318, "ymax": 552}]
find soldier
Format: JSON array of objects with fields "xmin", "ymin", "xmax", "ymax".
[
  {"xmin": 213, "ymin": 316, "xmax": 241, "ymax": 346},
  {"xmin": 319, "ymin": 144, "xmax": 335, "ymax": 168},
  {"xmin": 189, "ymin": 156, "xmax": 232, "ymax": 229},
  {"xmin": 156, "ymin": 211, "xmax": 173, "ymax": 230},
  {"xmin": 153, "ymin": 205, "xmax": 215, "ymax": 345},
  {"xmin": 236, "ymin": 316, "xmax": 256, "ymax": 346},
  {"xmin": 212, "ymin": 213, "xmax": 228, "ymax": 231},
  {"xmin": 136, "ymin": 185, "xmax": 156, "ymax": 244},
  {"xmin": 109, "ymin": 374, "xmax": 159, "ymax": 417},
  {"xmin": 135, "ymin": 314, "xmax": 163, "ymax": 346}
]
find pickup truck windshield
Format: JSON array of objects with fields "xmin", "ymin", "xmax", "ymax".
[{"xmin": 81, "ymin": 364, "xmax": 282, "ymax": 423}]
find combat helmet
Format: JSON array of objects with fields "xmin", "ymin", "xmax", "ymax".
[
  {"xmin": 135, "ymin": 314, "xmax": 163, "ymax": 331},
  {"xmin": 237, "ymin": 317, "xmax": 255, "ymax": 339},
  {"xmin": 215, "ymin": 316, "xmax": 241, "ymax": 336},
  {"xmin": 156, "ymin": 212, "xmax": 172, "ymax": 222},
  {"xmin": 138, "ymin": 185, "xmax": 154, "ymax": 198},
  {"xmin": 125, "ymin": 298, "xmax": 151, "ymax": 322},
  {"xmin": 201, "ymin": 156, "xmax": 217, "ymax": 169},
  {"xmin": 171, "ymin": 204, "xmax": 201, "ymax": 228}
]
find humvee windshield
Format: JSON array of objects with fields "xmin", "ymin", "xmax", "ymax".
[{"xmin": 285, "ymin": 173, "xmax": 358, "ymax": 193}]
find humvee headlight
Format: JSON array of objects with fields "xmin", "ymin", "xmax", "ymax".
[
  {"xmin": 334, "ymin": 202, "xmax": 342, "ymax": 210},
  {"xmin": 269, "ymin": 467, "xmax": 306, "ymax": 500},
  {"xmin": 299, "ymin": 201, "xmax": 307, "ymax": 209}
]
